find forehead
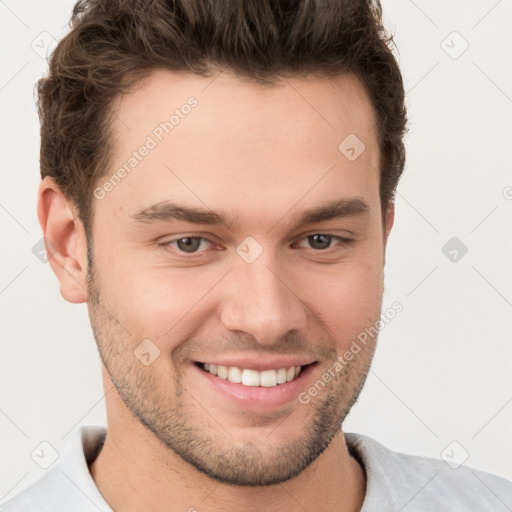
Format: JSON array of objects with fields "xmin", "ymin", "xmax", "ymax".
[{"xmin": 98, "ymin": 70, "xmax": 380, "ymax": 229}]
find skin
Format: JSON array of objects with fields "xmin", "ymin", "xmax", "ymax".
[{"xmin": 38, "ymin": 69, "xmax": 394, "ymax": 512}]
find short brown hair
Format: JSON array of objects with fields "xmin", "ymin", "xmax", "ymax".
[{"xmin": 38, "ymin": 0, "xmax": 407, "ymax": 237}]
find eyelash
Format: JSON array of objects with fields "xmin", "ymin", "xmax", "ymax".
[{"xmin": 162, "ymin": 234, "xmax": 353, "ymax": 258}]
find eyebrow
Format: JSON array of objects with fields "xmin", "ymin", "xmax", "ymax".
[{"xmin": 130, "ymin": 197, "xmax": 369, "ymax": 231}]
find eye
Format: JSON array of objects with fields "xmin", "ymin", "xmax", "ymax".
[
  {"xmin": 294, "ymin": 234, "xmax": 353, "ymax": 251},
  {"xmin": 162, "ymin": 233, "xmax": 353, "ymax": 258},
  {"xmin": 165, "ymin": 236, "xmax": 213, "ymax": 254}
]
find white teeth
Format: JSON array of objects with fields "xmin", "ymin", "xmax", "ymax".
[
  {"xmin": 260, "ymin": 369, "xmax": 277, "ymax": 387},
  {"xmin": 241, "ymin": 369, "xmax": 260, "ymax": 386},
  {"xmin": 202, "ymin": 363, "xmax": 304, "ymax": 387},
  {"xmin": 227, "ymin": 366, "xmax": 242, "ymax": 383},
  {"xmin": 217, "ymin": 365, "xmax": 228, "ymax": 379},
  {"xmin": 276, "ymin": 367, "xmax": 287, "ymax": 384}
]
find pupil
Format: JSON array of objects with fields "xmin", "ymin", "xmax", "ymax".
[
  {"xmin": 310, "ymin": 234, "xmax": 330, "ymax": 250},
  {"xmin": 177, "ymin": 237, "xmax": 200, "ymax": 253}
]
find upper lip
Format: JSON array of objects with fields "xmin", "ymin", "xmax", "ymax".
[{"xmin": 194, "ymin": 356, "xmax": 317, "ymax": 372}]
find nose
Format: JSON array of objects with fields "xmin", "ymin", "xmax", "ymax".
[{"xmin": 219, "ymin": 254, "xmax": 308, "ymax": 346}]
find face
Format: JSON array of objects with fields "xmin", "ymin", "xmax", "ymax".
[{"xmin": 85, "ymin": 70, "xmax": 393, "ymax": 486}]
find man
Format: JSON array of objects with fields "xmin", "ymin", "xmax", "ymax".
[{"xmin": 2, "ymin": 0, "xmax": 511, "ymax": 511}]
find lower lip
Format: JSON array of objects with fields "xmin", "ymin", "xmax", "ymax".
[{"xmin": 193, "ymin": 363, "xmax": 317, "ymax": 411}]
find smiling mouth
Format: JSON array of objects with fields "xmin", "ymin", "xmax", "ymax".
[{"xmin": 195, "ymin": 362, "xmax": 314, "ymax": 388}]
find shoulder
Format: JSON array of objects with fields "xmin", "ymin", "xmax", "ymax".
[
  {"xmin": 345, "ymin": 432, "xmax": 512, "ymax": 511},
  {"xmin": 0, "ymin": 425, "xmax": 110, "ymax": 512},
  {"xmin": 0, "ymin": 469, "xmax": 86, "ymax": 512}
]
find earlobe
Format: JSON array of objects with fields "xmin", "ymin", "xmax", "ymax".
[{"xmin": 37, "ymin": 176, "xmax": 89, "ymax": 304}]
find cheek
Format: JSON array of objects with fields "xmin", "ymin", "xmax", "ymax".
[
  {"xmin": 119, "ymin": 265, "xmax": 225, "ymax": 340},
  {"xmin": 304, "ymin": 259, "xmax": 384, "ymax": 346},
  {"xmin": 91, "ymin": 229, "xmax": 212, "ymax": 332}
]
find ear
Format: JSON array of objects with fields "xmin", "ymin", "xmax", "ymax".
[
  {"xmin": 384, "ymin": 201, "xmax": 395, "ymax": 244},
  {"xmin": 382, "ymin": 200, "xmax": 395, "ymax": 267},
  {"xmin": 37, "ymin": 176, "xmax": 89, "ymax": 304}
]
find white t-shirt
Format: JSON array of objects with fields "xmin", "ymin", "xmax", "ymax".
[{"xmin": 1, "ymin": 425, "xmax": 511, "ymax": 511}]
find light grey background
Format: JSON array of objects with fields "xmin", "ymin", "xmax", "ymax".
[{"xmin": 1, "ymin": 0, "xmax": 511, "ymax": 503}]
